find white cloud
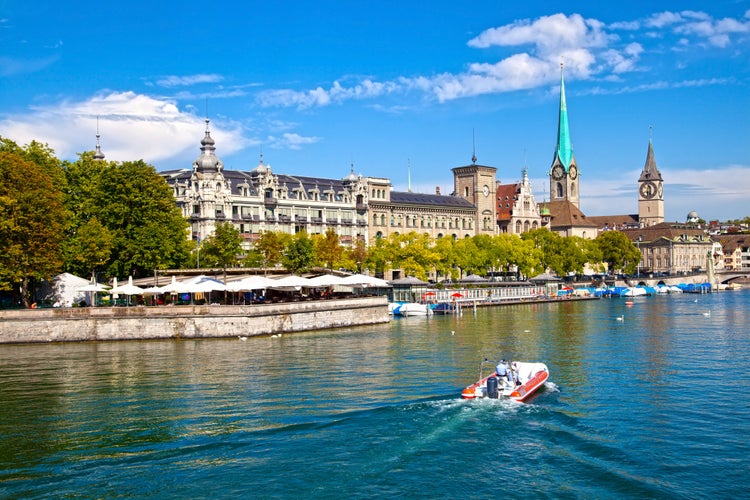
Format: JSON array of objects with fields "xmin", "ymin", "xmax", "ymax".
[
  {"xmin": 250, "ymin": 10, "xmax": 747, "ymax": 112},
  {"xmin": 467, "ymin": 13, "xmax": 612, "ymax": 54},
  {"xmin": 156, "ymin": 74, "xmax": 224, "ymax": 87},
  {"xmin": 0, "ymin": 55, "xmax": 58, "ymax": 76},
  {"xmin": 0, "ymin": 91, "xmax": 249, "ymax": 167},
  {"xmin": 268, "ymin": 132, "xmax": 320, "ymax": 150},
  {"xmin": 256, "ymin": 79, "xmax": 400, "ymax": 110},
  {"xmin": 566, "ymin": 164, "xmax": 750, "ymax": 221},
  {"xmin": 257, "ymin": 12, "xmax": 651, "ymax": 108}
]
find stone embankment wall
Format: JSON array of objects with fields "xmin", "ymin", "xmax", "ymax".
[{"xmin": 0, "ymin": 297, "xmax": 389, "ymax": 344}]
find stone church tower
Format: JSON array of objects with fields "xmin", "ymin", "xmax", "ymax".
[
  {"xmin": 452, "ymin": 153, "xmax": 497, "ymax": 235},
  {"xmin": 549, "ymin": 64, "xmax": 580, "ymax": 209},
  {"xmin": 637, "ymin": 136, "xmax": 665, "ymax": 226}
]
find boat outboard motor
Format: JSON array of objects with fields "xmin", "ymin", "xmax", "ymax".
[{"xmin": 486, "ymin": 376, "xmax": 499, "ymax": 399}]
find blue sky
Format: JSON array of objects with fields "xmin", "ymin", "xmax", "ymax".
[{"xmin": 1, "ymin": 0, "xmax": 749, "ymax": 222}]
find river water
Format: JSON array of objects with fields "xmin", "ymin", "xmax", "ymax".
[{"xmin": 1, "ymin": 291, "xmax": 748, "ymax": 498}]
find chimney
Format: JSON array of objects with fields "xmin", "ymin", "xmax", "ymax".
[{"xmin": 435, "ymin": 186, "xmax": 441, "ymax": 195}]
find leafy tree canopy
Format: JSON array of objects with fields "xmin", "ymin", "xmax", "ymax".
[{"xmin": 0, "ymin": 146, "xmax": 66, "ymax": 306}]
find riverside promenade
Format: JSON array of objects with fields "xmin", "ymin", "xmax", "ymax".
[{"xmin": 0, "ymin": 296, "xmax": 389, "ymax": 344}]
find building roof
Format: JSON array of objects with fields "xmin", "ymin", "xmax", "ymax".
[
  {"xmin": 639, "ymin": 139, "xmax": 663, "ymax": 182},
  {"xmin": 554, "ymin": 64, "xmax": 574, "ymax": 171},
  {"xmin": 587, "ymin": 214, "xmax": 639, "ymax": 230},
  {"xmin": 715, "ymin": 234, "xmax": 749, "ymax": 252},
  {"xmin": 390, "ymin": 191, "xmax": 474, "ymax": 209},
  {"xmin": 495, "ymin": 183, "xmax": 520, "ymax": 221},
  {"xmin": 544, "ymin": 200, "xmax": 598, "ymax": 229},
  {"xmin": 619, "ymin": 222, "xmax": 710, "ymax": 244}
]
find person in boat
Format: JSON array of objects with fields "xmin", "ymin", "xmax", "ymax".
[
  {"xmin": 496, "ymin": 360, "xmax": 514, "ymax": 386},
  {"xmin": 510, "ymin": 361, "xmax": 521, "ymax": 386}
]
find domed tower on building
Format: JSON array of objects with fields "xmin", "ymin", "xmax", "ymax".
[
  {"xmin": 637, "ymin": 132, "xmax": 665, "ymax": 227},
  {"xmin": 93, "ymin": 117, "xmax": 105, "ymax": 160},
  {"xmin": 187, "ymin": 119, "xmax": 232, "ymax": 242},
  {"xmin": 549, "ymin": 63, "xmax": 580, "ymax": 208}
]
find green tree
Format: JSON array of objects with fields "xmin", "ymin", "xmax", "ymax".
[
  {"xmin": 88, "ymin": 160, "xmax": 191, "ymax": 278},
  {"xmin": 522, "ymin": 228, "xmax": 568, "ymax": 275},
  {"xmin": 595, "ymin": 231, "xmax": 642, "ymax": 275},
  {"xmin": 343, "ymin": 238, "xmax": 368, "ymax": 273},
  {"xmin": 254, "ymin": 231, "xmax": 291, "ymax": 268},
  {"xmin": 0, "ymin": 150, "xmax": 66, "ymax": 306},
  {"xmin": 283, "ymin": 231, "xmax": 315, "ymax": 274},
  {"xmin": 313, "ymin": 228, "xmax": 344, "ymax": 269},
  {"xmin": 432, "ymin": 236, "xmax": 457, "ymax": 281},
  {"xmin": 364, "ymin": 237, "xmax": 391, "ymax": 276},
  {"xmin": 199, "ymin": 222, "xmax": 244, "ymax": 271},
  {"xmin": 389, "ymin": 232, "xmax": 435, "ymax": 280},
  {"xmin": 513, "ymin": 237, "xmax": 544, "ymax": 279},
  {"xmin": 64, "ymin": 217, "xmax": 114, "ymax": 279},
  {"xmin": 453, "ymin": 236, "xmax": 481, "ymax": 277}
]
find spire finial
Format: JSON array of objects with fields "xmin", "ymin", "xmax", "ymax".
[
  {"xmin": 471, "ymin": 128, "xmax": 477, "ymax": 164},
  {"xmin": 649, "ymin": 124, "xmax": 653, "ymax": 143},
  {"xmin": 93, "ymin": 115, "xmax": 105, "ymax": 160}
]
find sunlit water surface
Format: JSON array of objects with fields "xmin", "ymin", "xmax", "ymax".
[{"xmin": 1, "ymin": 291, "xmax": 748, "ymax": 498}]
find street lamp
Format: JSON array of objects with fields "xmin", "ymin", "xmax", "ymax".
[{"xmin": 636, "ymin": 236, "xmax": 643, "ymax": 278}]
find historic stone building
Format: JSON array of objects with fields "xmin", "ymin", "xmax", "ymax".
[
  {"xmin": 549, "ymin": 64, "xmax": 580, "ymax": 210},
  {"xmin": 542, "ymin": 65, "xmax": 597, "ymax": 239},
  {"xmin": 620, "ymin": 222, "xmax": 713, "ymax": 275},
  {"xmin": 637, "ymin": 137, "xmax": 665, "ymax": 227},
  {"xmin": 160, "ymin": 121, "xmax": 494, "ymax": 253},
  {"xmin": 161, "ymin": 121, "xmax": 371, "ymax": 250},
  {"xmin": 496, "ymin": 168, "xmax": 547, "ymax": 234},
  {"xmin": 452, "ymin": 161, "xmax": 497, "ymax": 235}
]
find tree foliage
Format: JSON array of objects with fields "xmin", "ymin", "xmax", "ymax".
[
  {"xmin": 63, "ymin": 158, "xmax": 191, "ymax": 279},
  {"xmin": 313, "ymin": 228, "xmax": 344, "ymax": 269},
  {"xmin": 0, "ymin": 147, "xmax": 66, "ymax": 306},
  {"xmin": 595, "ymin": 230, "xmax": 641, "ymax": 274},
  {"xmin": 199, "ymin": 222, "xmax": 244, "ymax": 270},
  {"xmin": 254, "ymin": 230, "xmax": 292, "ymax": 268},
  {"xmin": 283, "ymin": 231, "xmax": 315, "ymax": 274}
]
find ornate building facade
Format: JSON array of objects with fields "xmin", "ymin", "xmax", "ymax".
[
  {"xmin": 496, "ymin": 168, "xmax": 546, "ymax": 234},
  {"xmin": 160, "ymin": 122, "xmax": 495, "ymax": 252}
]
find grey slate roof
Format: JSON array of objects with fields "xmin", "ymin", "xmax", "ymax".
[{"xmin": 390, "ymin": 191, "xmax": 474, "ymax": 208}]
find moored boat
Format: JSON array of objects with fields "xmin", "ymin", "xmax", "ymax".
[
  {"xmin": 431, "ymin": 302, "xmax": 455, "ymax": 315},
  {"xmin": 461, "ymin": 360, "xmax": 549, "ymax": 402},
  {"xmin": 394, "ymin": 302, "xmax": 431, "ymax": 316}
]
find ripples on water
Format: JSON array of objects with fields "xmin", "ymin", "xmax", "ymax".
[{"xmin": 1, "ymin": 291, "xmax": 748, "ymax": 498}]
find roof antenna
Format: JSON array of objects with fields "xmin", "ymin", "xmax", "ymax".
[
  {"xmin": 471, "ymin": 129, "xmax": 477, "ymax": 164},
  {"xmin": 407, "ymin": 158, "xmax": 412, "ymax": 193}
]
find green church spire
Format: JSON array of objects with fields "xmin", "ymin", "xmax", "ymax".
[{"xmin": 555, "ymin": 63, "xmax": 573, "ymax": 170}]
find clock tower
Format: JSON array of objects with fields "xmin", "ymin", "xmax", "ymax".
[
  {"xmin": 638, "ymin": 135, "xmax": 664, "ymax": 226},
  {"xmin": 549, "ymin": 63, "xmax": 580, "ymax": 208},
  {"xmin": 452, "ymin": 154, "xmax": 497, "ymax": 235}
]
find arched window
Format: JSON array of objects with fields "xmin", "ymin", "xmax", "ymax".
[
  {"xmin": 515, "ymin": 220, "xmax": 522, "ymax": 233},
  {"xmin": 556, "ymin": 182, "xmax": 563, "ymax": 198}
]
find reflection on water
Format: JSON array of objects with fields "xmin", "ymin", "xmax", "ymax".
[{"xmin": 0, "ymin": 291, "xmax": 748, "ymax": 498}]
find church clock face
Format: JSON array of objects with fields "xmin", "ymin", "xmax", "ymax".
[
  {"xmin": 552, "ymin": 165, "xmax": 564, "ymax": 180},
  {"xmin": 569, "ymin": 165, "xmax": 578, "ymax": 180},
  {"xmin": 640, "ymin": 181, "xmax": 656, "ymax": 199},
  {"xmin": 657, "ymin": 184, "xmax": 663, "ymax": 198},
  {"xmin": 482, "ymin": 185, "xmax": 490, "ymax": 197}
]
